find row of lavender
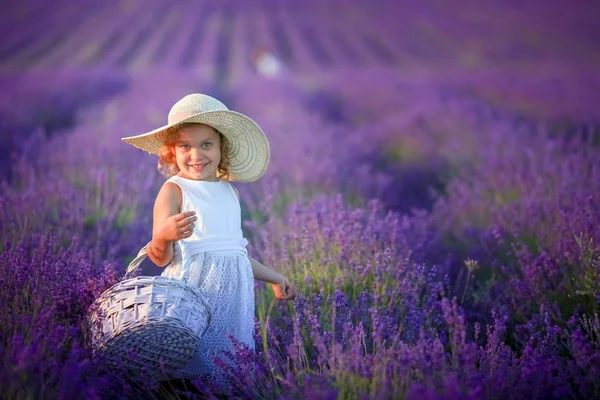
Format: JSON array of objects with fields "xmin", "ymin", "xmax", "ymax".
[
  {"xmin": 2, "ymin": 65, "xmax": 599, "ymax": 399},
  {"xmin": 235, "ymin": 72, "xmax": 600, "ymax": 398},
  {"xmin": 1, "ymin": 0, "xmax": 404, "ymax": 71},
  {"xmin": 4, "ymin": 0, "xmax": 599, "ymax": 86}
]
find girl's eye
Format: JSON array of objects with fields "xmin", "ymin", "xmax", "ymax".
[
  {"xmin": 180, "ymin": 144, "xmax": 190, "ymax": 150},
  {"xmin": 202, "ymin": 142, "xmax": 212, "ymax": 148}
]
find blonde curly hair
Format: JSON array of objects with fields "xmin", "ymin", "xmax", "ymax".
[{"xmin": 157, "ymin": 123, "xmax": 231, "ymax": 179}]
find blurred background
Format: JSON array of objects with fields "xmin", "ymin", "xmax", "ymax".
[
  {"xmin": 3, "ymin": 0, "xmax": 599, "ymax": 207},
  {"xmin": 2, "ymin": 0, "xmax": 599, "ymax": 214},
  {"xmin": 2, "ymin": 0, "xmax": 599, "ymax": 132}
]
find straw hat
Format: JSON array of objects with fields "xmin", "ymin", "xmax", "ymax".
[{"xmin": 121, "ymin": 93, "xmax": 270, "ymax": 182}]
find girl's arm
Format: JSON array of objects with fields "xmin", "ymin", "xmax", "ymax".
[
  {"xmin": 249, "ymin": 256, "xmax": 284, "ymax": 283},
  {"xmin": 249, "ymin": 256, "xmax": 296, "ymax": 300},
  {"xmin": 148, "ymin": 182, "xmax": 196, "ymax": 267}
]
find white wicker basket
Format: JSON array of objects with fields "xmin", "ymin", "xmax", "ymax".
[{"xmin": 87, "ymin": 244, "xmax": 210, "ymax": 381}]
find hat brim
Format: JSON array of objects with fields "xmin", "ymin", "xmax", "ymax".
[{"xmin": 121, "ymin": 110, "xmax": 270, "ymax": 182}]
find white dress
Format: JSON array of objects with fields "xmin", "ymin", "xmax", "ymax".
[{"xmin": 160, "ymin": 175, "xmax": 255, "ymax": 381}]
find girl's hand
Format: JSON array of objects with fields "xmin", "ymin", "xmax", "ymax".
[
  {"xmin": 154, "ymin": 211, "xmax": 197, "ymax": 242},
  {"xmin": 271, "ymin": 275, "xmax": 296, "ymax": 300}
]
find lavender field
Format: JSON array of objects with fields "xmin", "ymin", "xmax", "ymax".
[{"xmin": 2, "ymin": 0, "xmax": 600, "ymax": 398}]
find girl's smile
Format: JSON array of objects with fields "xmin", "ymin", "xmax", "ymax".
[{"xmin": 190, "ymin": 162, "xmax": 208, "ymax": 171}]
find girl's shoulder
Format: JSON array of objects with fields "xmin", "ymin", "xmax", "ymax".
[
  {"xmin": 162, "ymin": 180, "xmax": 183, "ymax": 195},
  {"xmin": 155, "ymin": 180, "xmax": 183, "ymax": 211},
  {"xmin": 224, "ymin": 180, "xmax": 239, "ymax": 199}
]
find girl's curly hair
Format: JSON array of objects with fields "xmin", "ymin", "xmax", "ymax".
[{"xmin": 157, "ymin": 123, "xmax": 231, "ymax": 179}]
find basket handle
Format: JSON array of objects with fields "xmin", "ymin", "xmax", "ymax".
[
  {"xmin": 123, "ymin": 243, "xmax": 150, "ymax": 280},
  {"xmin": 122, "ymin": 241, "xmax": 192, "ymax": 281}
]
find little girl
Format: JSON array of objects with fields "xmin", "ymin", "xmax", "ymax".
[{"xmin": 121, "ymin": 93, "xmax": 295, "ymax": 382}]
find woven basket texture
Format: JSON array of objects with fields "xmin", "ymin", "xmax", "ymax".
[{"xmin": 88, "ymin": 245, "xmax": 210, "ymax": 381}]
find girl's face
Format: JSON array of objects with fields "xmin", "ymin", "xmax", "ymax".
[{"xmin": 173, "ymin": 124, "xmax": 221, "ymax": 181}]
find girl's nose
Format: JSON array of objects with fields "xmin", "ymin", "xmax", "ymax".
[{"xmin": 190, "ymin": 148, "xmax": 204, "ymax": 160}]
